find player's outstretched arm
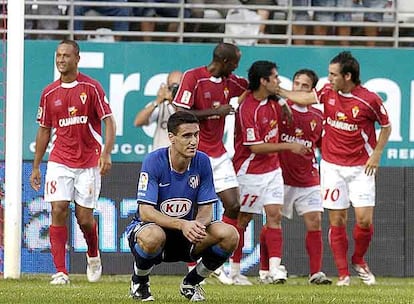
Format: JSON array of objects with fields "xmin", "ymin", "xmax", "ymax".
[{"xmin": 276, "ymin": 87, "xmax": 316, "ymax": 106}]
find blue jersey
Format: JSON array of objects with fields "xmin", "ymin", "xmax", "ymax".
[{"xmin": 136, "ymin": 147, "xmax": 218, "ymax": 221}]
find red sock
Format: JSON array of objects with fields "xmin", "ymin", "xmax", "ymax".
[
  {"xmin": 50, "ymin": 225, "xmax": 68, "ymax": 274},
  {"xmin": 259, "ymin": 226, "xmax": 269, "ymax": 271},
  {"xmin": 306, "ymin": 230, "xmax": 322, "ymax": 275},
  {"xmin": 231, "ymin": 227, "xmax": 244, "ymax": 263},
  {"xmin": 329, "ymin": 226, "xmax": 349, "ymax": 277},
  {"xmin": 352, "ymin": 224, "xmax": 373, "ymax": 265},
  {"xmin": 265, "ymin": 227, "xmax": 282, "ymax": 259},
  {"xmin": 80, "ymin": 221, "xmax": 99, "ymax": 257}
]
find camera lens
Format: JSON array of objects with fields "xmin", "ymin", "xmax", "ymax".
[{"xmin": 169, "ymin": 83, "xmax": 179, "ymax": 99}]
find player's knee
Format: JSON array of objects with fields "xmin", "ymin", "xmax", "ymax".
[
  {"xmin": 137, "ymin": 226, "xmax": 166, "ymax": 254},
  {"xmin": 213, "ymin": 223, "xmax": 239, "ymax": 252},
  {"xmin": 225, "ymin": 225, "xmax": 239, "ymax": 252}
]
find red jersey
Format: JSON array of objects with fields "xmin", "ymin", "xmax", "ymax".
[
  {"xmin": 278, "ymin": 104, "xmax": 323, "ymax": 187},
  {"xmin": 37, "ymin": 72, "xmax": 113, "ymax": 168},
  {"xmin": 233, "ymin": 93, "xmax": 280, "ymax": 175},
  {"xmin": 316, "ymin": 83, "xmax": 390, "ymax": 166},
  {"xmin": 173, "ymin": 66, "xmax": 248, "ymax": 157}
]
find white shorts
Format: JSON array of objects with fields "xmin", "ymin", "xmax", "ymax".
[
  {"xmin": 44, "ymin": 161, "xmax": 101, "ymax": 209},
  {"xmin": 210, "ymin": 153, "xmax": 239, "ymax": 193},
  {"xmin": 238, "ymin": 168, "xmax": 284, "ymax": 214},
  {"xmin": 282, "ymin": 185, "xmax": 323, "ymax": 219},
  {"xmin": 320, "ymin": 159, "xmax": 375, "ymax": 210}
]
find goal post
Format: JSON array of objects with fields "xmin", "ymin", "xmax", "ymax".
[{"xmin": 3, "ymin": 0, "xmax": 24, "ymax": 279}]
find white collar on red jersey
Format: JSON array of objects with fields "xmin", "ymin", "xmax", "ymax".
[{"xmin": 61, "ymin": 80, "xmax": 79, "ymax": 89}]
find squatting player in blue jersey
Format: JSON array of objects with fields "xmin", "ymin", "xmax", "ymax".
[{"xmin": 126, "ymin": 111, "xmax": 239, "ymax": 301}]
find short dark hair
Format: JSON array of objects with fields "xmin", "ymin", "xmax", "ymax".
[
  {"xmin": 330, "ymin": 51, "xmax": 360, "ymax": 85},
  {"xmin": 213, "ymin": 43, "xmax": 240, "ymax": 62},
  {"xmin": 248, "ymin": 60, "xmax": 277, "ymax": 91},
  {"xmin": 167, "ymin": 111, "xmax": 199, "ymax": 135},
  {"xmin": 58, "ymin": 39, "xmax": 80, "ymax": 56},
  {"xmin": 293, "ymin": 69, "xmax": 319, "ymax": 88}
]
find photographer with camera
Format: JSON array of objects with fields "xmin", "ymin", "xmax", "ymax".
[{"xmin": 134, "ymin": 70, "xmax": 182, "ymax": 150}]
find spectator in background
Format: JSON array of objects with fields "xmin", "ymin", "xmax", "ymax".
[
  {"xmin": 130, "ymin": 0, "xmax": 190, "ymax": 42},
  {"xmin": 25, "ymin": 0, "xmax": 65, "ymax": 40},
  {"xmin": 354, "ymin": 0, "xmax": 389, "ymax": 47},
  {"xmin": 312, "ymin": 0, "xmax": 353, "ymax": 45},
  {"xmin": 74, "ymin": 0, "xmax": 130, "ymax": 41},
  {"xmin": 239, "ymin": 0, "xmax": 275, "ymax": 44},
  {"xmin": 134, "ymin": 70, "xmax": 182, "ymax": 150},
  {"xmin": 291, "ymin": 0, "xmax": 311, "ymax": 45},
  {"xmin": 186, "ymin": 0, "xmax": 239, "ymax": 43}
]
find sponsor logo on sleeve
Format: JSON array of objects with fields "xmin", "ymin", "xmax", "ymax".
[
  {"xmin": 246, "ymin": 128, "xmax": 255, "ymax": 141},
  {"xmin": 181, "ymin": 90, "xmax": 191, "ymax": 104},
  {"xmin": 138, "ymin": 172, "xmax": 149, "ymax": 191},
  {"xmin": 36, "ymin": 107, "xmax": 43, "ymax": 120}
]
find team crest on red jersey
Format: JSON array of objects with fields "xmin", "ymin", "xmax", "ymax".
[
  {"xmin": 188, "ymin": 175, "xmax": 199, "ymax": 189},
  {"xmin": 352, "ymin": 106, "xmax": 359, "ymax": 118},
  {"xmin": 310, "ymin": 119, "xmax": 317, "ymax": 131},
  {"xmin": 80, "ymin": 92, "xmax": 87, "ymax": 104},
  {"xmin": 224, "ymin": 87, "xmax": 229, "ymax": 99},
  {"xmin": 68, "ymin": 106, "xmax": 78, "ymax": 116}
]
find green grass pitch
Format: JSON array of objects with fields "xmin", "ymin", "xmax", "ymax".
[{"xmin": 1, "ymin": 274, "xmax": 413, "ymax": 303}]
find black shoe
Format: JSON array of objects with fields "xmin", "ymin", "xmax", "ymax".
[{"xmin": 130, "ymin": 280, "xmax": 154, "ymax": 301}]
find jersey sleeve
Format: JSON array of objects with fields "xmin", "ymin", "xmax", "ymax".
[
  {"xmin": 371, "ymin": 94, "xmax": 390, "ymax": 127},
  {"xmin": 137, "ymin": 153, "xmax": 159, "ymax": 206},
  {"xmin": 196, "ymin": 153, "xmax": 218, "ymax": 205},
  {"xmin": 228, "ymin": 75, "xmax": 248, "ymax": 98},
  {"xmin": 315, "ymin": 83, "xmax": 331, "ymax": 104},
  {"xmin": 173, "ymin": 70, "xmax": 196, "ymax": 109},
  {"xmin": 238, "ymin": 101, "xmax": 263, "ymax": 146},
  {"xmin": 92, "ymin": 81, "xmax": 113, "ymax": 120},
  {"xmin": 37, "ymin": 89, "xmax": 52, "ymax": 128}
]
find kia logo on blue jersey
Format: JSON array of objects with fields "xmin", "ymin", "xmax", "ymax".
[{"xmin": 160, "ymin": 198, "xmax": 192, "ymax": 217}]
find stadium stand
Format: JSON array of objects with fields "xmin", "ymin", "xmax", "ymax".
[{"xmin": 12, "ymin": 1, "xmax": 412, "ymax": 46}]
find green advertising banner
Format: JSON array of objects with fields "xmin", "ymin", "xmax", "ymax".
[{"xmin": 23, "ymin": 41, "xmax": 413, "ymax": 165}]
